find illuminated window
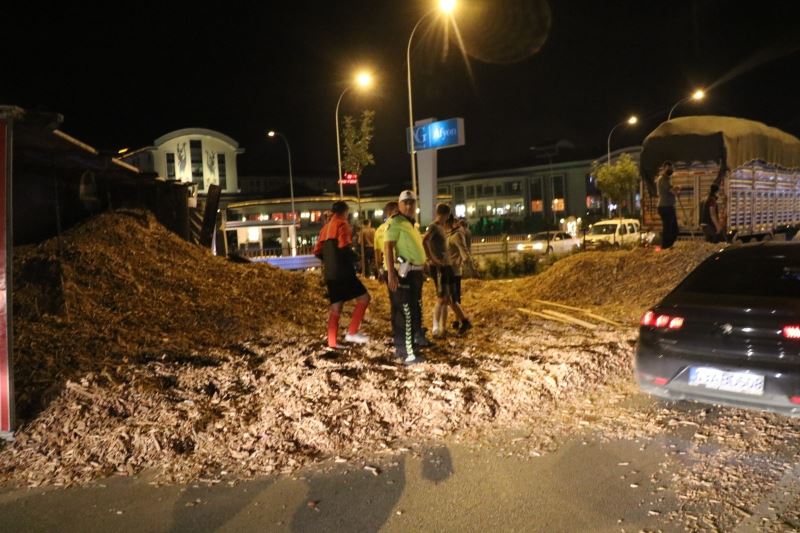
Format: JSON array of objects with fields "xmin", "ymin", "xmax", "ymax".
[
  {"xmin": 166, "ymin": 153, "xmax": 176, "ymax": 179},
  {"xmin": 217, "ymin": 153, "xmax": 227, "ymax": 189},
  {"xmin": 190, "ymin": 140, "xmax": 204, "ymax": 189}
]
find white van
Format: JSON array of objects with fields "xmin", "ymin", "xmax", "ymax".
[{"xmin": 583, "ymin": 218, "xmax": 641, "ymax": 248}]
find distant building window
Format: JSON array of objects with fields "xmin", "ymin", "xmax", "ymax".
[
  {"xmin": 504, "ymin": 181, "xmax": 521, "ymax": 195},
  {"xmin": 190, "ymin": 140, "xmax": 204, "ymax": 188},
  {"xmin": 552, "ymin": 175, "xmax": 565, "ymax": 212},
  {"xmin": 217, "ymin": 153, "xmax": 227, "ymax": 190},
  {"xmin": 166, "ymin": 153, "xmax": 176, "ymax": 179},
  {"xmin": 553, "ymin": 175, "xmax": 565, "ymax": 199},
  {"xmin": 454, "ymin": 186, "xmax": 465, "ymax": 203},
  {"xmin": 438, "ymin": 186, "xmax": 449, "ymax": 195},
  {"xmin": 530, "ymin": 177, "xmax": 544, "ymax": 214},
  {"xmin": 467, "ymin": 185, "xmax": 475, "ymax": 198}
]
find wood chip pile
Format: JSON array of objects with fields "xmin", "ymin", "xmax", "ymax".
[
  {"xmin": 0, "ymin": 211, "xmax": 718, "ymax": 487},
  {"xmin": 486, "ymin": 242, "xmax": 723, "ymax": 322}
]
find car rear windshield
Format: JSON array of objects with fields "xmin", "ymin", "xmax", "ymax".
[{"xmin": 675, "ymin": 250, "xmax": 800, "ymax": 299}]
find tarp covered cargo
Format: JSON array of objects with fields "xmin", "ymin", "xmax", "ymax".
[{"xmin": 640, "ymin": 116, "xmax": 800, "ymax": 194}]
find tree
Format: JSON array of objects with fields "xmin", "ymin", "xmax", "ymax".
[
  {"xmin": 342, "ymin": 110, "xmax": 376, "ymax": 276},
  {"xmin": 342, "ymin": 110, "xmax": 376, "ymax": 178},
  {"xmin": 592, "ymin": 153, "xmax": 640, "ymax": 218}
]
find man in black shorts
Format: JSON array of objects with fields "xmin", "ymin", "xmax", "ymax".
[{"xmin": 423, "ymin": 203, "xmax": 468, "ymax": 337}]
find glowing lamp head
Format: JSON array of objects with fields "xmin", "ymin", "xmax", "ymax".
[
  {"xmin": 439, "ymin": 0, "xmax": 457, "ymax": 14},
  {"xmin": 355, "ymin": 71, "xmax": 373, "ymax": 89},
  {"xmin": 692, "ymin": 89, "xmax": 706, "ymax": 101},
  {"xmin": 267, "ymin": 131, "xmax": 276, "ymax": 138},
  {"xmin": 627, "ymin": 115, "xmax": 638, "ymax": 125}
]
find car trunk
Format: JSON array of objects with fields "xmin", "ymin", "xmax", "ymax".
[{"xmin": 653, "ymin": 293, "xmax": 800, "ymax": 365}]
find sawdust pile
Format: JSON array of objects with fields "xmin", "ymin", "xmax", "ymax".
[
  {"xmin": 10, "ymin": 209, "xmax": 324, "ymax": 420},
  {"xmin": 0, "ymin": 211, "xmax": 716, "ymax": 487},
  {"xmin": 483, "ymin": 242, "xmax": 722, "ymax": 322}
]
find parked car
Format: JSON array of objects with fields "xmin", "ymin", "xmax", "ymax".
[
  {"xmin": 583, "ymin": 219, "xmax": 641, "ymax": 248},
  {"xmin": 516, "ymin": 231, "xmax": 580, "ymax": 255},
  {"xmin": 635, "ymin": 242, "xmax": 800, "ymax": 415}
]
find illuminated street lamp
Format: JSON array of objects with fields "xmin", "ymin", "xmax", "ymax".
[
  {"xmin": 667, "ymin": 89, "xmax": 706, "ymax": 120},
  {"xmin": 267, "ymin": 130, "xmax": 296, "ymax": 249},
  {"xmin": 335, "ymin": 70, "xmax": 374, "ymax": 198},
  {"xmin": 607, "ymin": 115, "xmax": 639, "ymax": 166},
  {"xmin": 406, "ymin": 0, "xmax": 458, "ymax": 198}
]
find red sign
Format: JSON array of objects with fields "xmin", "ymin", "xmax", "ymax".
[
  {"xmin": 0, "ymin": 117, "xmax": 12, "ymax": 436},
  {"xmin": 338, "ymin": 172, "xmax": 358, "ymax": 185}
]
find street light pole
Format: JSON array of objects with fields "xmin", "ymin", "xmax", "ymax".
[
  {"xmin": 667, "ymin": 89, "xmax": 706, "ymax": 121},
  {"xmin": 406, "ymin": 0, "xmax": 457, "ymax": 200},
  {"xmin": 406, "ymin": 14, "xmax": 429, "ymax": 200},
  {"xmin": 607, "ymin": 115, "xmax": 638, "ymax": 166},
  {"xmin": 267, "ymin": 130, "xmax": 297, "ymax": 256},
  {"xmin": 335, "ymin": 86, "xmax": 351, "ymax": 199},
  {"xmin": 334, "ymin": 71, "xmax": 374, "ymax": 199}
]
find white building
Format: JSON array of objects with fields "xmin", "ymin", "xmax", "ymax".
[{"xmin": 122, "ymin": 128, "xmax": 243, "ymax": 194}]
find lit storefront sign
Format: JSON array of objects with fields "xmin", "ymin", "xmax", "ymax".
[
  {"xmin": 407, "ymin": 118, "xmax": 465, "ymax": 152},
  {"xmin": 338, "ymin": 172, "xmax": 358, "ymax": 185}
]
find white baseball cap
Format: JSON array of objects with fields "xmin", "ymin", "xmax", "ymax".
[{"xmin": 398, "ymin": 190, "xmax": 417, "ymax": 202}]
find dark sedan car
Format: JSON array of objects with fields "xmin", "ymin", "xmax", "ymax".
[{"xmin": 635, "ymin": 242, "xmax": 800, "ymax": 415}]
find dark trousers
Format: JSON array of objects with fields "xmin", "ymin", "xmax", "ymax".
[
  {"xmin": 453, "ymin": 276, "xmax": 462, "ymax": 304},
  {"xmin": 701, "ymin": 224, "xmax": 722, "ymax": 243},
  {"xmin": 363, "ymin": 247, "xmax": 375, "ymax": 277},
  {"xmin": 389, "ymin": 271, "xmax": 423, "ymax": 358},
  {"xmin": 658, "ymin": 206, "xmax": 679, "ymax": 248}
]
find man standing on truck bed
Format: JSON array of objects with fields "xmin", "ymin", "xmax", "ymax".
[{"xmin": 656, "ymin": 161, "xmax": 680, "ymax": 248}]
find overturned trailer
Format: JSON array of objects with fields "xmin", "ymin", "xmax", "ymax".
[{"xmin": 640, "ymin": 116, "xmax": 800, "ymax": 241}]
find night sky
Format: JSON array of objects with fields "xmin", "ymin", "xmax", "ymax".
[{"xmin": 3, "ymin": 0, "xmax": 800, "ymax": 189}]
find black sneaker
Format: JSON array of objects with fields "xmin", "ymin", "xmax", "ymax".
[
  {"xmin": 458, "ymin": 319, "xmax": 473, "ymax": 334},
  {"xmin": 414, "ymin": 334, "xmax": 433, "ymax": 348}
]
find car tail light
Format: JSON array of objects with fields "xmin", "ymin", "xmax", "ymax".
[
  {"xmin": 790, "ymin": 396, "xmax": 800, "ymax": 405},
  {"xmin": 641, "ymin": 311, "xmax": 684, "ymax": 330},
  {"xmin": 784, "ymin": 326, "xmax": 800, "ymax": 340},
  {"xmin": 655, "ymin": 315, "xmax": 671, "ymax": 328},
  {"xmin": 668, "ymin": 317, "xmax": 684, "ymax": 330},
  {"xmin": 652, "ymin": 377, "xmax": 669, "ymax": 386}
]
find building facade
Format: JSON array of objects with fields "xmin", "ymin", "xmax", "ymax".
[
  {"xmin": 435, "ymin": 146, "xmax": 641, "ymax": 233},
  {"xmin": 122, "ymin": 128, "xmax": 243, "ymax": 194}
]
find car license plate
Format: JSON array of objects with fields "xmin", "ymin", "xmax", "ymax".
[{"xmin": 688, "ymin": 367, "xmax": 764, "ymax": 396}]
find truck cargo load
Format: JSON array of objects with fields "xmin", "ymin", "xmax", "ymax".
[{"xmin": 640, "ymin": 116, "xmax": 800, "ymax": 241}]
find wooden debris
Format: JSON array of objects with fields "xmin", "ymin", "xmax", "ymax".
[{"xmin": 538, "ymin": 309, "xmax": 598, "ymax": 330}]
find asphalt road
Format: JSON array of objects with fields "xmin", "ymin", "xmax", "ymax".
[
  {"xmin": 0, "ymin": 429, "xmax": 682, "ymax": 532},
  {"xmin": 3, "ymin": 394, "xmax": 799, "ymax": 532}
]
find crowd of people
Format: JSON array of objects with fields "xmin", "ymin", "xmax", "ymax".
[{"xmin": 313, "ymin": 190, "xmax": 475, "ymax": 365}]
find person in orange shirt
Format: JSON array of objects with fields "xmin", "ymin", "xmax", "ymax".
[{"xmin": 313, "ymin": 201, "xmax": 371, "ymax": 349}]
